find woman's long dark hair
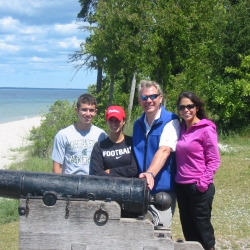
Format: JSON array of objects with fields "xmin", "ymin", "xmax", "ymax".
[{"xmin": 176, "ymin": 91, "xmax": 207, "ymax": 120}]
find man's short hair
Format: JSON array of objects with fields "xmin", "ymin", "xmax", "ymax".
[
  {"xmin": 76, "ymin": 93, "xmax": 97, "ymax": 109},
  {"xmin": 138, "ymin": 80, "xmax": 163, "ymax": 95}
]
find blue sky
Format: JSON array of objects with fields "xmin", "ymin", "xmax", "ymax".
[{"xmin": 0, "ymin": 0, "xmax": 96, "ymax": 89}]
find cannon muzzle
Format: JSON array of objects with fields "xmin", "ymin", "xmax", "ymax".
[{"xmin": 0, "ymin": 170, "xmax": 171, "ymax": 216}]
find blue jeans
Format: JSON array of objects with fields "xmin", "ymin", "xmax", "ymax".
[{"xmin": 176, "ymin": 183, "xmax": 215, "ymax": 250}]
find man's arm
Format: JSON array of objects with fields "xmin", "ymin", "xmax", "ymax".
[
  {"xmin": 139, "ymin": 146, "xmax": 171, "ymax": 190},
  {"xmin": 53, "ymin": 161, "xmax": 62, "ymax": 174},
  {"xmin": 147, "ymin": 145, "xmax": 171, "ymax": 175}
]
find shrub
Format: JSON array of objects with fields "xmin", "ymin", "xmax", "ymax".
[{"xmin": 30, "ymin": 100, "xmax": 77, "ymax": 158}]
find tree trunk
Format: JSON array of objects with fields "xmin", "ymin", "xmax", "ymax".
[
  {"xmin": 127, "ymin": 72, "xmax": 136, "ymax": 124},
  {"xmin": 96, "ymin": 57, "xmax": 103, "ymax": 94},
  {"xmin": 108, "ymin": 70, "xmax": 115, "ymax": 107}
]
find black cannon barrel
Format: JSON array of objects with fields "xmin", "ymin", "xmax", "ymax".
[{"xmin": 0, "ymin": 170, "xmax": 150, "ymax": 216}]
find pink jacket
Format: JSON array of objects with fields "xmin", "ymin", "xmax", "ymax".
[{"xmin": 175, "ymin": 119, "xmax": 220, "ymax": 192}]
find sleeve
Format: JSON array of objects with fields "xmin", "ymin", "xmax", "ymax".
[
  {"xmin": 109, "ymin": 149, "xmax": 138, "ymax": 178},
  {"xmin": 98, "ymin": 131, "xmax": 108, "ymax": 141},
  {"xmin": 51, "ymin": 132, "xmax": 66, "ymax": 164},
  {"xmin": 159, "ymin": 119, "xmax": 180, "ymax": 151},
  {"xmin": 91, "ymin": 143, "xmax": 109, "ymax": 176},
  {"xmin": 196, "ymin": 126, "xmax": 220, "ymax": 192}
]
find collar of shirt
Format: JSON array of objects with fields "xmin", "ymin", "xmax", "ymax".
[{"xmin": 144, "ymin": 108, "xmax": 162, "ymax": 136}]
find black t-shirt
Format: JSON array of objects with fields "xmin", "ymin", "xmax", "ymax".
[{"xmin": 91, "ymin": 135, "xmax": 138, "ymax": 177}]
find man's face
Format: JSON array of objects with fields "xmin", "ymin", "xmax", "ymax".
[
  {"xmin": 75, "ymin": 103, "xmax": 97, "ymax": 125},
  {"xmin": 138, "ymin": 86, "xmax": 162, "ymax": 115}
]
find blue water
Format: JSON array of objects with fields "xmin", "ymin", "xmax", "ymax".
[{"xmin": 0, "ymin": 88, "xmax": 87, "ymax": 124}]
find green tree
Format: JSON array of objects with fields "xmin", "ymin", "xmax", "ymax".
[
  {"xmin": 77, "ymin": 0, "xmax": 98, "ymax": 24},
  {"xmin": 202, "ymin": 0, "xmax": 250, "ymax": 132},
  {"xmin": 71, "ymin": 0, "xmax": 250, "ymax": 133},
  {"xmin": 205, "ymin": 55, "xmax": 250, "ymax": 132}
]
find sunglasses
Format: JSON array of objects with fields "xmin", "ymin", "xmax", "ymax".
[
  {"xmin": 178, "ymin": 104, "xmax": 196, "ymax": 111},
  {"xmin": 140, "ymin": 94, "xmax": 160, "ymax": 101}
]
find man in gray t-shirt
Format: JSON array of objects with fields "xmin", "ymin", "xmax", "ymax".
[{"xmin": 51, "ymin": 93, "xmax": 107, "ymax": 175}]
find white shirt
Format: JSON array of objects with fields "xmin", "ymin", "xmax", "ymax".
[{"xmin": 144, "ymin": 108, "xmax": 180, "ymax": 151}]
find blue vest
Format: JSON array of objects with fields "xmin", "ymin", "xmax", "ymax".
[{"xmin": 133, "ymin": 107, "xmax": 178, "ymax": 193}]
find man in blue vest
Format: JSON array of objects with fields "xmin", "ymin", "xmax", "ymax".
[{"xmin": 133, "ymin": 80, "xmax": 180, "ymax": 227}]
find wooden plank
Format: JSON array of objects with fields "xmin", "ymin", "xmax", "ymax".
[{"xmin": 19, "ymin": 199, "xmax": 203, "ymax": 250}]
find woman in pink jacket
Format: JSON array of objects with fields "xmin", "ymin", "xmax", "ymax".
[{"xmin": 175, "ymin": 91, "xmax": 220, "ymax": 250}]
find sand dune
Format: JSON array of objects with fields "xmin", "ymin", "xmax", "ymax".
[{"xmin": 0, "ymin": 117, "xmax": 41, "ymax": 169}]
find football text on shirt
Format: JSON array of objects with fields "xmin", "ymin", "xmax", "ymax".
[{"xmin": 102, "ymin": 147, "xmax": 131, "ymax": 157}]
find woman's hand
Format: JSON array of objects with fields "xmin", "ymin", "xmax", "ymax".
[{"xmin": 104, "ymin": 169, "xmax": 110, "ymax": 174}]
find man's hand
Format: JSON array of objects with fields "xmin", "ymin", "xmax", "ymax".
[{"xmin": 139, "ymin": 172, "xmax": 154, "ymax": 190}]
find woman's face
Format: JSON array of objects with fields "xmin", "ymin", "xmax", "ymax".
[
  {"xmin": 178, "ymin": 97, "xmax": 198, "ymax": 123},
  {"xmin": 107, "ymin": 117, "xmax": 125, "ymax": 134}
]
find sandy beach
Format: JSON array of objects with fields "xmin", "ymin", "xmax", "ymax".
[{"xmin": 0, "ymin": 117, "xmax": 42, "ymax": 169}]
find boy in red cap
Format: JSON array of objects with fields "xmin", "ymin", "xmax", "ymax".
[{"xmin": 91, "ymin": 105, "xmax": 138, "ymax": 177}]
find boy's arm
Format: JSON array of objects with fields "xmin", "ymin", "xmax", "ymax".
[{"xmin": 53, "ymin": 161, "xmax": 62, "ymax": 174}]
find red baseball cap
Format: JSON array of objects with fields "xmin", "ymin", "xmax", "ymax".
[{"xmin": 106, "ymin": 106, "xmax": 126, "ymax": 121}]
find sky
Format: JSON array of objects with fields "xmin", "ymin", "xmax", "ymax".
[{"xmin": 0, "ymin": 0, "xmax": 96, "ymax": 89}]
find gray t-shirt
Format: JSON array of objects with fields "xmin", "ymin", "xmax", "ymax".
[{"xmin": 52, "ymin": 124, "xmax": 107, "ymax": 175}]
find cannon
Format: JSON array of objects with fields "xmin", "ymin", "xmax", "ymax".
[
  {"xmin": 0, "ymin": 169, "xmax": 171, "ymax": 217},
  {"xmin": 0, "ymin": 170, "xmax": 203, "ymax": 249}
]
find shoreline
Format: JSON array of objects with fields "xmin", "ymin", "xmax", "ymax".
[
  {"xmin": 0, "ymin": 116, "xmax": 42, "ymax": 169},
  {"xmin": 0, "ymin": 115, "xmax": 42, "ymax": 125}
]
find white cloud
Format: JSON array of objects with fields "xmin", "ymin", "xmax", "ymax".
[
  {"xmin": 0, "ymin": 1, "xmax": 61, "ymax": 16},
  {"xmin": 0, "ymin": 2, "xmax": 37, "ymax": 16},
  {"xmin": 0, "ymin": 0, "xmax": 82, "ymax": 22},
  {"xmin": 31, "ymin": 56, "xmax": 49, "ymax": 62},
  {"xmin": 30, "ymin": 45, "xmax": 48, "ymax": 52},
  {"xmin": 5, "ymin": 35, "xmax": 16, "ymax": 42},
  {"xmin": 57, "ymin": 37, "xmax": 82, "ymax": 49},
  {"xmin": 0, "ymin": 16, "xmax": 47, "ymax": 37},
  {"xmin": 0, "ymin": 16, "xmax": 20, "ymax": 32},
  {"xmin": 0, "ymin": 63, "xmax": 15, "ymax": 74},
  {"xmin": 54, "ymin": 22, "xmax": 79, "ymax": 35},
  {"xmin": 0, "ymin": 40, "xmax": 20, "ymax": 52},
  {"xmin": 0, "ymin": 1, "xmax": 94, "ymax": 89},
  {"xmin": 20, "ymin": 26, "xmax": 47, "ymax": 35}
]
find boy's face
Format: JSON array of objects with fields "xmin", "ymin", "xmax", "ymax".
[{"xmin": 75, "ymin": 103, "xmax": 97, "ymax": 126}]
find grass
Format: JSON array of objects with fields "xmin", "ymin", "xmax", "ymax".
[
  {"xmin": 0, "ymin": 221, "xmax": 19, "ymax": 250},
  {"xmin": 7, "ymin": 147, "xmax": 52, "ymax": 173},
  {"xmin": 0, "ymin": 200, "xmax": 19, "ymax": 224},
  {"xmin": 0, "ymin": 136, "xmax": 250, "ymax": 249}
]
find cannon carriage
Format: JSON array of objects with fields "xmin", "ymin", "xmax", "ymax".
[{"xmin": 0, "ymin": 170, "xmax": 203, "ymax": 250}]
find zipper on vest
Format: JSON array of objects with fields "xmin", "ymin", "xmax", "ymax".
[
  {"xmin": 143, "ymin": 139, "xmax": 148, "ymax": 172},
  {"xmin": 138, "ymin": 121, "xmax": 148, "ymax": 172}
]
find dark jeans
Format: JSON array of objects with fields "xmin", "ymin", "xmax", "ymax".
[{"xmin": 176, "ymin": 183, "xmax": 215, "ymax": 250}]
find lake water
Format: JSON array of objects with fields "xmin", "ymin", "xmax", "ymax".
[{"xmin": 0, "ymin": 88, "xmax": 87, "ymax": 124}]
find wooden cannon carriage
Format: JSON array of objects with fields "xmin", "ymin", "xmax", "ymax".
[{"xmin": 0, "ymin": 170, "xmax": 203, "ymax": 250}]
